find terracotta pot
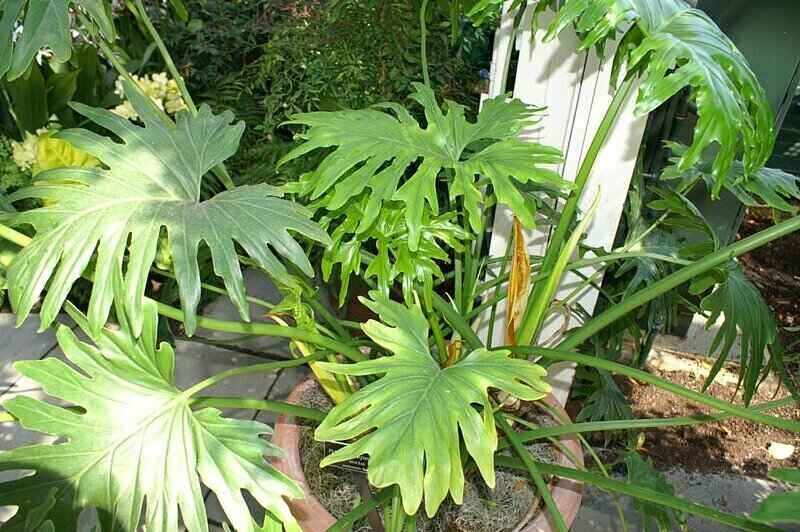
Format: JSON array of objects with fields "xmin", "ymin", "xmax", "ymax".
[{"xmin": 272, "ymin": 378, "xmax": 584, "ymax": 532}]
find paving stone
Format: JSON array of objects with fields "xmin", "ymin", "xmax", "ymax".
[
  {"xmin": 0, "ymin": 314, "xmax": 77, "ymax": 396},
  {"xmin": 174, "ymin": 339, "xmax": 279, "ymax": 420},
  {"xmin": 198, "ymin": 270, "xmax": 293, "ymax": 355},
  {"xmin": 253, "ymin": 366, "xmax": 311, "ymax": 426},
  {"xmin": 572, "ymin": 469, "xmax": 792, "ymax": 532}
]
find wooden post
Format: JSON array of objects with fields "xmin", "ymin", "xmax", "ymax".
[{"xmin": 476, "ymin": 2, "xmax": 648, "ymax": 406}]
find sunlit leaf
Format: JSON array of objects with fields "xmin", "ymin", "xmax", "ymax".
[
  {"xmin": 281, "ymin": 83, "xmax": 567, "ymax": 249},
  {"xmin": 5, "ymin": 81, "xmax": 329, "ymax": 336},
  {"xmin": 314, "ymin": 293, "xmax": 550, "ymax": 517},
  {"xmin": 0, "ymin": 293, "xmax": 302, "ymax": 532}
]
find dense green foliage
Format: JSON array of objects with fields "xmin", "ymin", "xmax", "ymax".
[
  {"xmin": 152, "ymin": 0, "xmax": 489, "ymax": 183},
  {"xmin": 0, "ymin": 0, "xmax": 797, "ymax": 531}
]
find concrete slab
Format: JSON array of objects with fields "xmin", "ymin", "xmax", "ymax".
[
  {"xmin": 198, "ymin": 269, "xmax": 293, "ymax": 355},
  {"xmin": 572, "ymin": 468, "xmax": 795, "ymax": 532},
  {"xmin": 0, "ymin": 313, "xmax": 77, "ymax": 396},
  {"xmin": 174, "ymin": 339, "xmax": 280, "ymax": 420},
  {"xmin": 654, "ymin": 314, "xmax": 743, "ymax": 362}
]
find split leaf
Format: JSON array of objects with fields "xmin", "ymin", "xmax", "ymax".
[
  {"xmin": 314, "ymin": 293, "xmax": 550, "ymax": 517},
  {"xmin": 0, "ymin": 296, "xmax": 302, "ymax": 532},
  {"xmin": 6, "ymin": 81, "xmax": 329, "ymax": 336}
]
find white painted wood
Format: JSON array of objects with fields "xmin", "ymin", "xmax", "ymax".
[{"xmin": 476, "ymin": 1, "xmax": 648, "ymax": 406}]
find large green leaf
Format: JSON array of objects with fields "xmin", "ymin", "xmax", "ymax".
[
  {"xmin": 542, "ymin": 0, "xmax": 774, "ymax": 194},
  {"xmin": 752, "ymin": 468, "xmax": 800, "ymax": 524},
  {"xmin": 5, "ymin": 61, "xmax": 49, "ymax": 133},
  {"xmin": 6, "ymin": 81, "xmax": 329, "ymax": 336},
  {"xmin": 0, "ymin": 0, "xmax": 115, "ymax": 81},
  {"xmin": 314, "ymin": 293, "xmax": 551, "ymax": 517},
  {"xmin": 663, "ymin": 142, "xmax": 800, "ymax": 213},
  {"xmin": 280, "ymin": 83, "xmax": 567, "ymax": 249},
  {"xmin": 692, "ymin": 262, "xmax": 778, "ymax": 405},
  {"xmin": 0, "ymin": 294, "xmax": 302, "ymax": 532}
]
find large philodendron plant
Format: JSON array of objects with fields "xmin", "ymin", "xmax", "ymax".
[{"xmin": 0, "ymin": 0, "xmax": 798, "ymax": 531}]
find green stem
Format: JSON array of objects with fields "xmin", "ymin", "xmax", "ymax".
[
  {"xmin": 0, "ymin": 225, "xmax": 366, "ymax": 365},
  {"xmin": 190, "ymin": 396, "xmax": 327, "ymax": 422},
  {"xmin": 517, "ymin": 77, "xmax": 637, "ymax": 345},
  {"xmin": 389, "ymin": 488, "xmax": 405, "ymax": 532},
  {"xmin": 0, "ymin": 224, "xmax": 29, "ymax": 248},
  {"xmin": 0, "ymin": 225, "xmax": 366, "ymax": 366},
  {"xmin": 506, "ymin": 397, "xmax": 795, "ymax": 447},
  {"xmin": 419, "ymin": 0, "xmax": 431, "ymax": 88},
  {"xmin": 182, "ymin": 353, "xmax": 325, "ymax": 398},
  {"xmin": 496, "ymin": 412, "xmax": 568, "ymax": 532},
  {"xmin": 474, "ymin": 250, "xmax": 687, "ymax": 298},
  {"xmin": 307, "ymin": 293, "xmax": 351, "ymax": 341},
  {"xmin": 155, "ymin": 301, "xmax": 367, "ymax": 362},
  {"xmin": 427, "ymin": 307, "xmax": 449, "ymax": 364},
  {"xmin": 558, "ymin": 214, "xmax": 800, "ymax": 351},
  {"xmin": 507, "ymin": 346, "xmax": 800, "ymax": 432},
  {"xmin": 329, "ymin": 488, "xmax": 394, "ymax": 532},
  {"xmin": 495, "ymin": 457, "xmax": 780, "ymax": 532},
  {"xmin": 430, "ymin": 292, "xmax": 482, "ymax": 351},
  {"xmin": 133, "ymin": 0, "xmax": 196, "ymax": 114}
]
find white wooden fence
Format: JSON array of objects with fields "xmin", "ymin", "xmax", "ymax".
[{"xmin": 476, "ymin": 1, "xmax": 648, "ymax": 406}]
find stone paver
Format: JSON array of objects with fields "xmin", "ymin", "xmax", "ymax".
[{"xmin": 572, "ymin": 469, "xmax": 795, "ymax": 532}]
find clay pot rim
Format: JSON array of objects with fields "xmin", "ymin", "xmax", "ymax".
[{"xmin": 272, "ymin": 377, "xmax": 584, "ymax": 532}]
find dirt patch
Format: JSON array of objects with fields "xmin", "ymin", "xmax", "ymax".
[{"xmin": 624, "ymin": 364, "xmax": 800, "ymax": 477}]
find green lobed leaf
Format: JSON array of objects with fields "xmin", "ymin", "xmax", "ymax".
[
  {"xmin": 542, "ymin": 0, "xmax": 774, "ymax": 195},
  {"xmin": 663, "ymin": 142, "xmax": 800, "ymax": 213},
  {"xmin": 314, "ymin": 292, "xmax": 551, "ymax": 517},
  {"xmin": 697, "ymin": 262, "xmax": 778, "ymax": 405},
  {"xmin": 280, "ymin": 83, "xmax": 567, "ymax": 249},
  {"xmin": 0, "ymin": 291, "xmax": 303, "ymax": 532},
  {"xmin": 5, "ymin": 81, "xmax": 330, "ymax": 336},
  {"xmin": 751, "ymin": 468, "xmax": 800, "ymax": 524},
  {"xmin": 0, "ymin": 0, "xmax": 115, "ymax": 81},
  {"xmin": 318, "ymin": 196, "xmax": 467, "ymax": 306},
  {"xmin": 5, "ymin": 61, "xmax": 49, "ymax": 133}
]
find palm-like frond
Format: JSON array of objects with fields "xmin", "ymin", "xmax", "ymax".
[{"xmin": 541, "ymin": 0, "xmax": 774, "ymax": 194}]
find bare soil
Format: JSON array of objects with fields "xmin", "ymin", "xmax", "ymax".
[
  {"xmin": 622, "ymin": 366, "xmax": 800, "ymax": 478},
  {"xmin": 614, "ymin": 206, "xmax": 800, "ymax": 478}
]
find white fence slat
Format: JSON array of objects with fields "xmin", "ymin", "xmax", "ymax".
[{"xmin": 476, "ymin": 1, "xmax": 647, "ymax": 405}]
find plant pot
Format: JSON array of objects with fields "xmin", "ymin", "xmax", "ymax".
[{"xmin": 272, "ymin": 378, "xmax": 584, "ymax": 531}]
